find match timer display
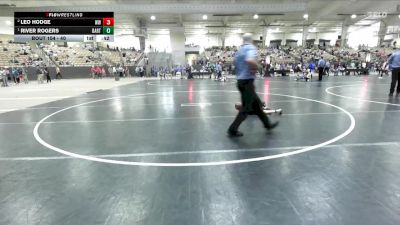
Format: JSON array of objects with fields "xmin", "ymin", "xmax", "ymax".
[{"xmin": 14, "ymin": 12, "xmax": 114, "ymax": 42}]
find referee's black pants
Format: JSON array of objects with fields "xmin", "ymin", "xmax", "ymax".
[
  {"xmin": 318, "ymin": 67, "xmax": 324, "ymax": 81},
  {"xmin": 390, "ymin": 68, "xmax": 400, "ymax": 94},
  {"xmin": 228, "ymin": 79, "xmax": 272, "ymax": 132}
]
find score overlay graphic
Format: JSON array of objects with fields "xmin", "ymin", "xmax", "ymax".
[{"xmin": 14, "ymin": 12, "xmax": 114, "ymax": 42}]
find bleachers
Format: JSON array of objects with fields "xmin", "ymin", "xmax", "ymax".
[
  {"xmin": 289, "ymin": 47, "xmax": 335, "ymax": 63},
  {"xmin": 370, "ymin": 47, "xmax": 393, "ymax": 62},
  {"xmin": 0, "ymin": 40, "xmax": 395, "ymax": 73},
  {"xmin": 0, "ymin": 41, "xmax": 144, "ymax": 68},
  {"xmin": 0, "ymin": 42, "xmax": 33, "ymax": 67},
  {"xmin": 203, "ymin": 46, "xmax": 295, "ymax": 65},
  {"xmin": 41, "ymin": 44, "xmax": 98, "ymax": 67},
  {"xmin": 101, "ymin": 50, "xmax": 122, "ymax": 66},
  {"xmin": 204, "ymin": 46, "xmax": 237, "ymax": 63},
  {"xmin": 322, "ymin": 46, "xmax": 394, "ymax": 66},
  {"xmin": 263, "ymin": 47, "xmax": 295, "ymax": 64},
  {"xmin": 122, "ymin": 51, "xmax": 143, "ymax": 66}
]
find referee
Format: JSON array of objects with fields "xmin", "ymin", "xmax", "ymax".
[
  {"xmin": 317, "ymin": 56, "xmax": 326, "ymax": 81},
  {"xmin": 228, "ymin": 33, "xmax": 279, "ymax": 137},
  {"xmin": 388, "ymin": 49, "xmax": 400, "ymax": 96}
]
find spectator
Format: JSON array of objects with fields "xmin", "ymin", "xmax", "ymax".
[
  {"xmin": 325, "ymin": 61, "xmax": 330, "ymax": 76},
  {"xmin": 112, "ymin": 66, "xmax": 117, "ymax": 77},
  {"xmin": 12, "ymin": 68, "xmax": 19, "ymax": 84},
  {"xmin": 117, "ymin": 65, "xmax": 124, "ymax": 77},
  {"xmin": 1, "ymin": 67, "xmax": 8, "ymax": 87},
  {"xmin": 135, "ymin": 66, "xmax": 140, "ymax": 77},
  {"xmin": 22, "ymin": 67, "xmax": 29, "ymax": 84},
  {"xmin": 139, "ymin": 66, "xmax": 144, "ymax": 77},
  {"xmin": 55, "ymin": 67, "xmax": 62, "ymax": 79},
  {"xmin": 216, "ymin": 62, "xmax": 222, "ymax": 80},
  {"xmin": 125, "ymin": 66, "xmax": 129, "ymax": 77},
  {"xmin": 90, "ymin": 66, "xmax": 96, "ymax": 79},
  {"xmin": 36, "ymin": 66, "xmax": 44, "ymax": 84},
  {"xmin": 101, "ymin": 67, "xmax": 106, "ymax": 78},
  {"xmin": 45, "ymin": 67, "xmax": 51, "ymax": 83}
]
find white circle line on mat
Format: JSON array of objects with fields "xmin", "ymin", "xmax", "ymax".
[
  {"xmin": 325, "ymin": 84, "xmax": 400, "ymax": 107},
  {"xmin": 147, "ymin": 81, "xmax": 236, "ymax": 87},
  {"xmin": 33, "ymin": 90, "xmax": 356, "ymax": 167}
]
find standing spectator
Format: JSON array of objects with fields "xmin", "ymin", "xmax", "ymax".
[
  {"xmin": 17, "ymin": 67, "xmax": 24, "ymax": 83},
  {"xmin": 112, "ymin": 66, "xmax": 117, "ymax": 77},
  {"xmin": 388, "ymin": 50, "xmax": 400, "ymax": 96},
  {"xmin": 135, "ymin": 66, "xmax": 140, "ymax": 77},
  {"xmin": 325, "ymin": 61, "xmax": 330, "ymax": 76},
  {"xmin": 101, "ymin": 67, "xmax": 106, "ymax": 78},
  {"xmin": 125, "ymin": 66, "xmax": 129, "ymax": 77},
  {"xmin": 317, "ymin": 57, "xmax": 326, "ymax": 81},
  {"xmin": 186, "ymin": 65, "xmax": 192, "ymax": 79},
  {"xmin": 113, "ymin": 66, "xmax": 119, "ymax": 81},
  {"xmin": 280, "ymin": 63, "xmax": 286, "ymax": 76},
  {"xmin": 4, "ymin": 67, "xmax": 10, "ymax": 82},
  {"xmin": 1, "ymin": 67, "xmax": 8, "ymax": 87},
  {"xmin": 139, "ymin": 66, "xmax": 144, "ymax": 77},
  {"xmin": 216, "ymin": 62, "xmax": 222, "ymax": 80},
  {"xmin": 265, "ymin": 62, "xmax": 271, "ymax": 77},
  {"xmin": 90, "ymin": 66, "xmax": 96, "ymax": 79},
  {"xmin": 45, "ymin": 67, "xmax": 51, "ymax": 83},
  {"xmin": 96, "ymin": 65, "xmax": 102, "ymax": 78},
  {"xmin": 181, "ymin": 65, "xmax": 186, "ymax": 78},
  {"xmin": 107, "ymin": 66, "xmax": 113, "ymax": 77},
  {"xmin": 274, "ymin": 63, "xmax": 280, "ymax": 75},
  {"xmin": 22, "ymin": 67, "xmax": 29, "ymax": 84},
  {"xmin": 118, "ymin": 65, "xmax": 124, "ymax": 77},
  {"xmin": 36, "ymin": 66, "xmax": 44, "ymax": 84},
  {"xmin": 55, "ymin": 66, "xmax": 62, "ymax": 79},
  {"xmin": 12, "ymin": 68, "xmax": 19, "ymax": 84},
  {"xmin": 355, "ymin": 61, "xmax": 360, "ymax": 75},
  {"xmin": 361, "ymin": 61, "xmax": 367, "ymax": 75},
  {"xmin": 339, "ymin": 65, "xmax": 346, "ymax": 76}
]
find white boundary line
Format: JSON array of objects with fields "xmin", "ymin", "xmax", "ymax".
[
  {"xmin": 1, "ymin": 109, "xmax": 399, "ymax": 125},
  {"xmin": 147, "ymin": 81, "xmax": 236, "ymax": 87},
  {"xmin": 325, "ymin": 84, "xmax": 400, "ymax": 107},
  {"xmin": 33, "ymin": 90, "xmax": 356, "ymax": 167},
  {"xmin": 2, "ymin": 141, "xmax": 398, "ymax": 162},
  {"xmin": 0, "ymin": 96, "xmax": 71, "ymax": 100},
  {"xmin": 181, "ymin": 103, "xmax": 212, "ymax": 107},
  {"xmin": 0, "ymin": 99, "xmax": 313, "ymax": 112},
  {"xmin": 147, "ymin": 80, "xmax": 363, "ymax": 87}
]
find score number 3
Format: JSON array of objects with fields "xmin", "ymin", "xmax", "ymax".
[{"xmin": 102, "ymin": 18, "xmax": 114, "ymax": 26}]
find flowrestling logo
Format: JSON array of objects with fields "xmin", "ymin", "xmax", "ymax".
[{"xmin": 367, "ymin": 12, "xmax": 388, "ymax": 18}]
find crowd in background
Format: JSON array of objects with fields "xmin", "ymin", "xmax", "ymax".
[
  {"xmin": 196, "ymin": 44, "xmax": 396, "ymax": 78},
  {"xmin": 0, "ymin": 66, "xmax": 29, "ymax": 87},
  {"xmin": 1, "ymin": 40, "xmax": 398, "ymax": 87}
]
